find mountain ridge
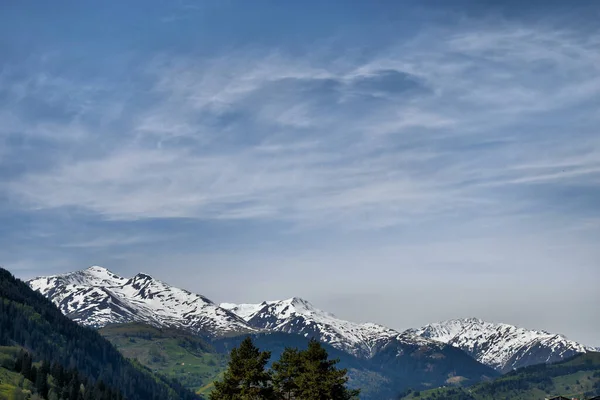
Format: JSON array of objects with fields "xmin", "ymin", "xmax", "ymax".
[
  {"xmin": 29, "ymin": 265, "xmax": 255, "ymax": 337},
  {"xmin": 407, "ymin": 317, "xmax": 592, "ymax": 372},
  {"xmin": 28, "ymin": 266, "xmax": 592, "ymax": 372},
  {"xmin": 222, "ymin": 297, "xmax": 399, "ymax": 358}
]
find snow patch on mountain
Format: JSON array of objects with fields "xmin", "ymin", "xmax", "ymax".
[{"xmin": 220, "ymin": 302, "xmax": 267, "ymax": 320}]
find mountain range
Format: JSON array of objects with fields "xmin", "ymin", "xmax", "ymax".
[{"xmin": 28, "ymin": 266, "xmax": 595, "ymax": 375}]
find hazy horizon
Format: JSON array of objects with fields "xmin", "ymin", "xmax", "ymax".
[{"xmin": 1, "ymin": 1, "xmax": 599, "ymax": 346}]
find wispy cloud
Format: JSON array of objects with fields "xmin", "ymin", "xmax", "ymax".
[
  {"xmin": 3, "ymin": 23, "xmax": 600, "ymax": 232},
  {"xmin": 60, "ymin": 233, "xmax": 171, "ymax": 248}
]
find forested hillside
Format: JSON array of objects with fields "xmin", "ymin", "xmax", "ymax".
[
  {"xmin": 400, "ymin": 352, "xmax": 600, "ymax": 400},
  {"xmin": 0, "ymin": 346, "xmax": 122, "ymax": 399},
  {"xmin": 0, "ymin": 268, "xmax": 199, "ymax": 400}
]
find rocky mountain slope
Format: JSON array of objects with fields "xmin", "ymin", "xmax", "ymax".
[{"xmin": 407, "ymin": 317, "xmax": 591, "ymax": 372}]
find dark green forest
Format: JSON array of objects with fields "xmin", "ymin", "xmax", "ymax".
[
  {"xmin": 1, "ymin": 345, "xmax": 122, "ymax": 400},
  {"xmin": 0, "ymin": 268, "xmax": 199, "ymax": 400}
]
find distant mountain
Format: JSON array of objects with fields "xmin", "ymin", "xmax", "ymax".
[
  {"xmin": 406, "ymin": 318, "xmax": 590, "ymax": 372},
  {"xmin": 28, "ymin": 266, "xmax": 254, "ymax": 336},
  {"xmin": 221, "ymin": 297, "xmax": 398, "ymax": 358},
  {"xmin": 0, "ymin": 267, "xmax": 199, "ymax": 400}
]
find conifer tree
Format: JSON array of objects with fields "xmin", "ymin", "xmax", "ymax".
[
  {"xmin": 294, "ymin": 339, "xmax": 359, "ymax": 400},
  {"xmin": 272, "ymin": 347, "xmax": 301, "ymax": 400},
  {"xmin": 210, "ymin": 336, "xmax": 275, "ymax": 400},
  {"xmin": 35, "ymin": 363, "xmax": 49, "ymax": 399},
  {"xmin": 271, "ymin": 339, "xmax": 360, "ymax": 400}
]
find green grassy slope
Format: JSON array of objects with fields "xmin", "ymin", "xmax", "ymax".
[
  {"xmin": 0, "ymin": 366, "xmax": 33, "ymax": 400},
  {"xmin": 400, "ymin": 352, "xmax": 600, "ymax": 400},
  {"xmin": 0, "ymin": 347, "xmax": 35, "ymax": 400},
  {"xmin": 99, "ymin": 323, "xmax": 227, "ymax": 393}
]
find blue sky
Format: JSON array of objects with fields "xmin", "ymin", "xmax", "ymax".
[{"xmin": 1, "ymin": 0, "xmax": 599, "ymax": 345}]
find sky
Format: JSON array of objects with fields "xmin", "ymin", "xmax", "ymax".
[{"xmin": 1, "ymin": 0, "xmax": 599, "ymax": 346}]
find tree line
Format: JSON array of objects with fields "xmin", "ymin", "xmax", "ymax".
[{"xmin": 209, "ymin": 336, "xmax": 360, "ymax": 400}]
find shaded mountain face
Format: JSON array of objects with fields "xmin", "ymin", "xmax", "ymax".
[
  {"xmin": 406, "ymin": 318, "xmax": 591, "ymax": 372},
  {"xmin": 28, "ymin": 266, "xmax": 254, "ymax": 337}
]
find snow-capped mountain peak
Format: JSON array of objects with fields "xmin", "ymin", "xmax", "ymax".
[
  {"xmin": 407, "ymin": 317, "xmax": 589, "ymax": 372},
  {"xmin": 30, "ymin": 265, "xmax": 126, "ymax": 291},
  {"xmin": 265, "ymin": 297, "xmax": 331, "ymax": 319},
  {"xmin": 222, "ymin": 298, "xmax": 401, "ymax": 358},
  {"xmin": 28, "ymin": 267, "xmax": 254, "ymax": 337},
  {"xmin": 221, "ymin": 297, "xmax": 325, "ymax": 322}
]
